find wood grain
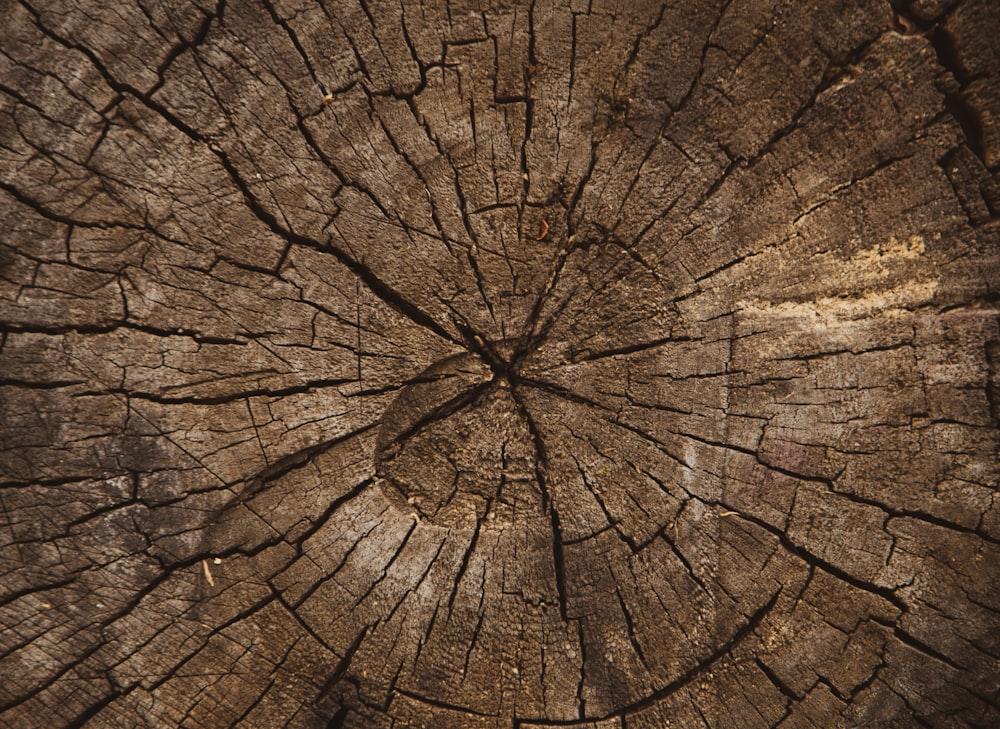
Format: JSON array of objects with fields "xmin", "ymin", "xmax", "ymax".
[{"xmin": 1, "ymin": 0, "xmax": 998, "ymax": 726}]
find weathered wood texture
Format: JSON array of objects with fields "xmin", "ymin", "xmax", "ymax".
[{"xmin": 2, "ymin": 0, "xmax": 999, "ymax": 726}]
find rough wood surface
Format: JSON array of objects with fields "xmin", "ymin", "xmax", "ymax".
[{"xmin": 2, "ymin": 0, "xmax": 999, "ymax": 727}]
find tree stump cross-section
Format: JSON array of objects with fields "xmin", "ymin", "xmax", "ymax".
[{"xmin": 1, "ymin": 0, "xmax": 999, "ymax": 727}]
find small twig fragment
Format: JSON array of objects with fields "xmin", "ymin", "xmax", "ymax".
[
  {"xmin": 202, "ymin": 559, "xmax": 216, "ymax": 586},
  {"xmin": 536, "ymin": 218, "xmax": 549, "ymax": 241}
]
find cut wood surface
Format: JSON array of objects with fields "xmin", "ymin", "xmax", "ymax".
[{"xmin": 2, "ymin": 0, "xmax": 999, "ymax": 727}]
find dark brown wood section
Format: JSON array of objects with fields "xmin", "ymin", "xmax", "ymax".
[{"xmin": 2, "ymin": 0, "xmax": 999, "ymax": 726}]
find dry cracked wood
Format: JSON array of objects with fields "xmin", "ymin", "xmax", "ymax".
[{"xmin": 2, "ymin": 0, "xmax": 999, "ymax": 727}]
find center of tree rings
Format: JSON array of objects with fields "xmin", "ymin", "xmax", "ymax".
[{"xmin": 375, "ymin": 342, "xmax": 537, "ymax": 526}]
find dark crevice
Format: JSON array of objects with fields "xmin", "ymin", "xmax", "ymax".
[
  {"xmin": 74, "ymin": 378, "xmax": 357, "ymax": 406},
  {"xmin": 575, "ymin": 335, "xmax": 693, "ymax": 363},
  {"xmin": 0, "ymin": 575, "xmax": 80, "ymax": 611},
  {"xmin": 379, "ymin": 537, "xmax": 446, "ymax": 629},
  {"xmin": 0, "ymin": 635, "xmax": 108, "ymax": 713},
  {"xmin": 317, "ymin": 626, "xmax": 371, "ymax": 712},
  {"xmin": 713, "ymin": 501, "xmax": 906, "ymax": 613},
  {"xmin": 510, "ymin": 389, "xmax": 570, "ymax": 622},
  {"xmin": 462, "ymin": 610, "xmax": 486, "ymax": 679},
  {"xmin": 755, "ymin": 656, "xmax": 802, "ymax": 702},
  {"xmin": 515, "ymin": 589, "xmax": 781, "ymax": 726},
  {"xmin": 881, "ymin": 622, "xmax": 966, "ymax": 672},
  {"xmin": 0, "ymin": 180, "xmax": 146, "ymax": 232},
  {"xmin": 888, "ymin": 0, "xmax": 987, "ymax": 165},
  {"xmin": 391, "ymin": 688, "xmax": 499, "ymax": 719},
  {"xmin": 518, "ymin": 378, "xmax": 616, "ymax": 415},
  {"xmin": 659, "ymin": 527, "xmax": 711, "ymax": 596},
  {"xmin": 352, "ymin": 518, "xmax": 418, "ymax": 607},
  {"xmin": 0, "ymin": 474, "xmax": 100, "ymax": 489},
  {"xmin": 143, "ymin": 592, "xmax": 280, "ymax": 693},
  {"xmin": 446, "ymin": 512, "xmax": 485, "ymax": 614},
  {"xmin": 272, "ymin": 587, "xmax": 338, "ymax": 655},
  {"xmin": 145, "ymin": 0, "xmax": 222, "ymax": 99},
  {"xmin": 284, "ymin": 516, "xmax": 381, "ymax": 612},
  {"xmin": 620, "ymin": 588, "xmax": 780, "ymax": 717},
  {"xmin": 375, "ymin": 380, "xmax": 492, "ymax": 467},
  {"xmin": 0, "ymin": 378, "xmax": 87, "ymax": 390},
  {"xmin": 259, "ymin": 0, "xmax": 325, "ymax": 95},
  {"xmin": 615, "ymin": 586, "xmax": 648, "ymax": 668},
  {"xmin": 521, "ymin": 0, "xmax": 538, "ymax": 208},
  {"xmin": 234, "ymin": 425, "xmax": 376, "ymax": 504},
  {"xmin": 62, "ymin": 686, "xmax": 121, "ymax": 729}
]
